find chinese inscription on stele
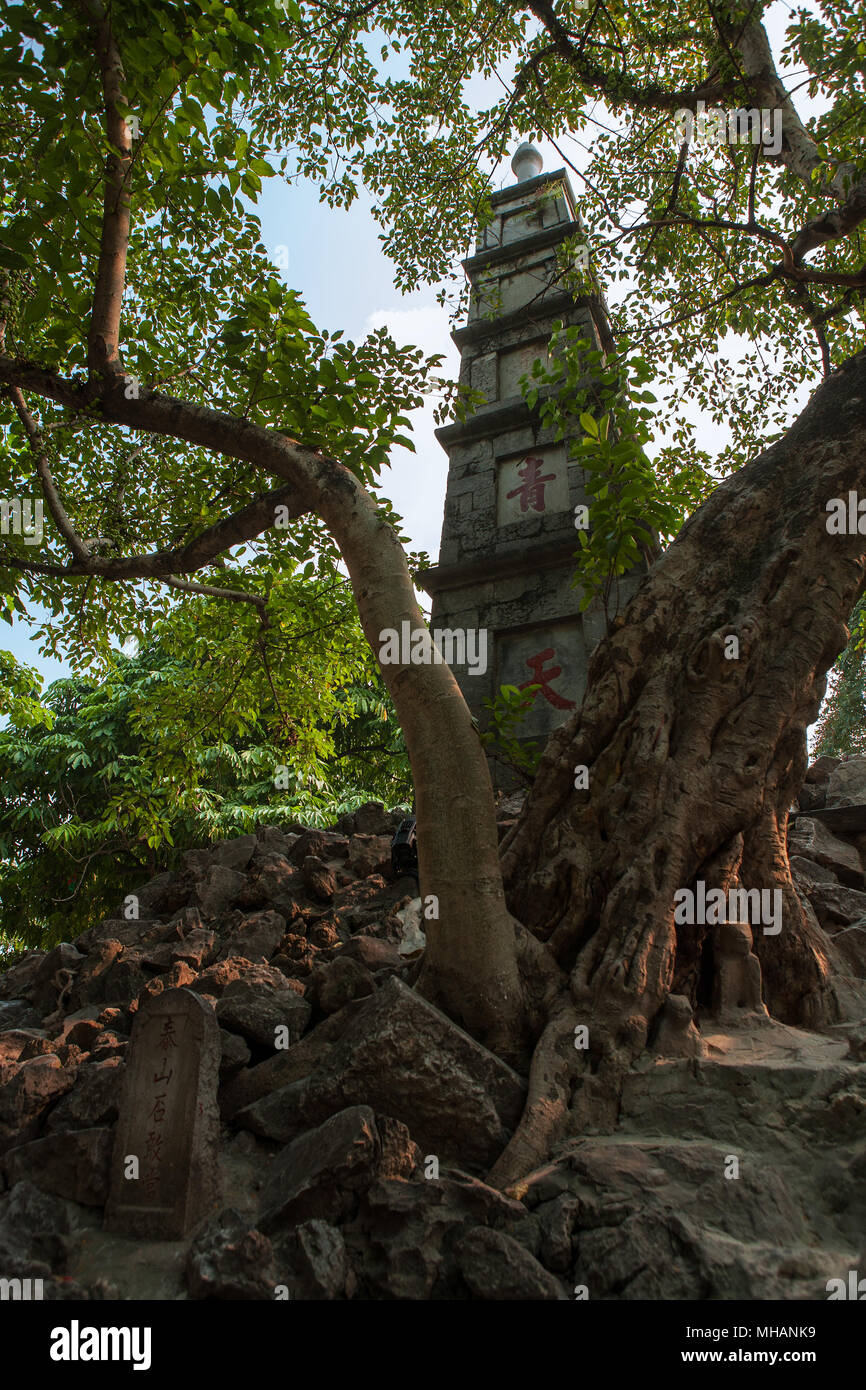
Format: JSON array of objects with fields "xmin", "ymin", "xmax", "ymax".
[{"xmin": 104, "ymin": 988, "xmax": 220, "ymax": 1239}]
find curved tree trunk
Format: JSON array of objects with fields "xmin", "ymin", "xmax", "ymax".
[
  {"xmin": 490, "ymin": 348, "xmax": 866, "ymax": 1180},
  {"xmin": 0, "ymin": 360, "xmax": 526, "ymax": 1055}
]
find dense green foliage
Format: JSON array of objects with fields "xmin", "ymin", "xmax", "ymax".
[
  {"xmin": 0, "ymin": 573, "xmax": 410, "ymax": 947},
  {"xmin": 814, "ymin": 600, "xmax": 866, "ymax": 758}
]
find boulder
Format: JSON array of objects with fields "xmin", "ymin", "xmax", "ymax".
[
  {"xmin": 194, "ymin": 865, "xmax": 247, "ymax": 920},
  {"xmin": 212, "ymin": 835, "xmax": 258, "ymax": 873},
  {"xmin": 290, "ymin": 830, "xmax": 349, "ymax": 866},
  {"xmin": 454, "ymin": 1225, "xmax": 565, "ymax": 1300},
  {"xmin": 186, "ymin": 1209, "xmax": 276, "ymax": 1300},
  {"xmin": 134, "ymin": 870, "xmax": 192, "ymax": 917},
  {"xmin": 221, "ymin": 1003, "xmax": 365, "ymax": 1120},
  {"xmin": 343, "ymin": 1172, "xmax": 531, "ymax": 1300},
  {"xmin": 0, "ymin": 1180, "xmax": 70, "ymax": 1269},
  {"xmin": 0, "ymin": 1127, "xmax": 112, "ymax": 1205},
  {"xmin": 352, "ymin": 802, "xmax": 391, "ymax": 837},
  {"xmin": 787, "ymin": 817, "xmax": 863, "ymax": 883},
  {"xmin": 347, "ymin": 835, "xmax": 392, "ymax": 879},
  {"xmin": 805, "ymin": 756, "xmax": 840, "ymax": 785},
  {"xmin": 310, "ymin": 956, "xmax": 374, "ymax": 1014},
  {"xmin": 0, "ymin": 1054, "xmax": 78, "ymax": 1154},
  {"xmin": 800, "ymin": 880, "xmax": 866, "ymax": 928},
  {"xmin": 218, "ymin": 910, "xmax": 286, "ymax": 965},
  {"xmin": 826, "ymin": 758, "xmax": 866, "ymax": 807},
  {"xmin": 44, "ymin": 1058, "xmax": 124, "ymax": 1133},
  {"xmin": 276, "ymin": 1219, "xmax": 349, "ymax": 1300},
  {"xmin": 789, "ymin": 854, "xmax": 838, "ymax": 886},
  {"xmin": 0, "ymin": 1031, "xmax": 47, "ymax": 1084},
  {"xmin": 258, "ymin": 1104, "xmax": 418, "ymax": 1231},
  {"xmin": 216, "ymin": 968, "xmax": 311, "ymax": 1048},
  {"xmin": 0, "ymin": 1000, "xmax": 43, "ymax": 1032},
  {"xmin": 301, "ymin": 857, "xmax": 338, "ymax": 903},
  {"xmin": 241, "ymin": 977, "xmax": 526, "ymax": 1167},
  {"xmin": 219, "ymin": 1029, "xmax": 251, "ymax": 1082}
]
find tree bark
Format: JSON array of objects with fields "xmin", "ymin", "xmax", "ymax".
[{"xmin": 490, "ymin": 347, "xmax": 866, "ymax": 1181}]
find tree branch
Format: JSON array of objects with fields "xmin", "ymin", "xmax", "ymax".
[
  {"xmin": 82, "ymin": 0, "xmax": 133, "ymax": 377},
  {"xmin": 6, "ymin": 386, "xmax": 92, "ymax": 562}
]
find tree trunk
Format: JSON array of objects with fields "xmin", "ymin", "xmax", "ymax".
[{"xmin": 492, "ymin": 348, "xmax": 866, "ymax": 1183}]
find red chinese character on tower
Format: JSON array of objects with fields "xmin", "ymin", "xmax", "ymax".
[
  {"xmin": 519, "ymin": 648, "xmax": 576, "ymax": 710},
  {"xmin": 506, "ymin": 455, "xmax": 556, "ymax": 514}
]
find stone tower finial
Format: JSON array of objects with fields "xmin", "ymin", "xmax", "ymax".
[{"xmin": 511, "ymin": 142, "xmax": 543, "ymax": 183}]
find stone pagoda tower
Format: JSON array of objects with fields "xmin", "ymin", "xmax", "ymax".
[{"xmin": 419, "ymin": 144, "xmax": 645, "ymax": 782}]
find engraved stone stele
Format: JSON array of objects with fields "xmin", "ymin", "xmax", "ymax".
[{"xmin": 104, "ymin": 988, "xmax": 221, "ymax": 1238}]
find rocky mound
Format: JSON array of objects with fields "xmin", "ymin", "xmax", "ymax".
[{"xmin": 0, "ymin": 772, "xmax": 864, "ymax": 1301}]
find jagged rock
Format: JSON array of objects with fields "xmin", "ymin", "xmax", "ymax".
[
  {"xmin": 454, "ymin": 1226, "xmax": 565, "ymax": 1300},
  {"xmin": 89, "ymin": 1032, "xmax": 128, "ymax": 1064},
  {"xmin": 0, "ymin": 953, "xmax": 44, "ymax": 1002},
  {"xmin": 219, "ymin": 1028, "xmax": 251, "ymax": 1081},
  {"xmin": 136, "ymin": 960, "xmax": 198, "ymax": 1008},
  {"xmin": 240, "ymin": 977, "xmax": 526, "ymax": 1167},
  {"xmin": 0, "ymin": 1127, "xmax": 113, "ymax": 1205},
  {"xmin": 787, "ymin": 816, "xmax": 863, "ymax": 883},
  {"xmin": 789, "ymin": 854, "xmax": 838, "ymax": 885},
  {"xmin": 186, "ymin": 1209, "xmax": 276, "ymax": 1300},
  {"xmin": 536, "ymin": 1193, "xmax": 581, "ymax": 1273},
  {"xmin": 805, "ymin": 756, "xmax": 839, "ymax": 785},
  {"xmin": 167, "ymin": 928, "xmax": 217, "ymax": 971},
  {"xmin": 0, "ymin": 1000, "xmax": 43, "ymax": 1031},
  {"xmin": 212, "ymin": 835, "xmax": 258, "ymax": 873},
  {"xmin": 307, "ymin": 919, "xmax": 341, "ymax": 949},
  {"xmin": 796, "ymin": 781, "xmax": 827, "ymax": 812},
  {"xmin": 257, "ymin": 825, "xmax": 295, "ymax": 857},
  {"xmin": 218, "ymin": 910, "xmax": 286, "ymax": 964},
  {"xmin": 134, "ymin": 870, "xmax": 192, "ymax": 917},
  {"xmin": 258, "ymin": 1105, "xmax": 419, "ymax": 1230},
  {"xmin": 221, "ymin": 1003, "xmax": 365, "ymax": 1120},
  {"xmin": 343, "ymin": 1172, "xmax": 531, "ymax": 1300},
  {"xmin": 0, "ymin": 1054, "xmax": 78, "ymax": 1154},
  {"xmin": 392, "ymin": 898, "xmax": 427, "ymax": 956},
  {"xmin": 351, "ymin": 803, "xmax": 392, "ymax": 836},
  {"xmin": 44, "ymin": 1057, "xmax": 124, "ymax": 1132},
  {"xmin": 276, "ymin": 1218, "xmax": 349, "ymax": 1300},
  {"xmin": 827, "ymin": 758, "xmax": 866, "ymax": 807},
  {"xmin": 310, "ymin": 956, "xmax": 374, "ymax": 1014},
  {"xmin": 195, "ymin": 865, "xmax": 247, "ymax": 920},
  {"xmin": 240, "ymin": 851, "xmax": 298, "ymax": 912},
  {"xmin": 0, "ymin": 1031, "xmax": 47, "ymax": 1084},
  {"xmin": 290, "ymin": 830, "xmax": 349, "ymax": 866},
  {"xmin": 801, "ymin": 880, "xmax": 866, "ymax": 928},
  {"xmin": 340, "ymin": 936, "xmax": 403, "ymax": 972},
  {"xmin": 652, "ymin": 994, "xmax": 708, "ymax": 1057},
  {"xmin": 347, "ymin": 834, "xmax": 392, "ymax": 879},
  {"xmin": 0, "ymin": 1180, "xmax": 70, "ymax": 1269},
  {"xmin": 302, "ymin": 857, "xmax": 338, "ymax": 903},
  {"xmin": 66, "ymin": 939, "xmax": 124, "ymax": 1012},
  {"xmin": 60, "ymin": 1018, "xmax": 103, "ymax": 1052},
  {"xmin": 216, "ymin": 967, "xmax": 311, "ymax": 1048},
  {"xmin": 194, "ymin": 957, "xmax": 256, "ymax": 997}
]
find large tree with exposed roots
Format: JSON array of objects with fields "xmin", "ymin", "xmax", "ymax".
[{"xmin": 1, "ymin": 0, "xmax": 864, "ymax": 1187}]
